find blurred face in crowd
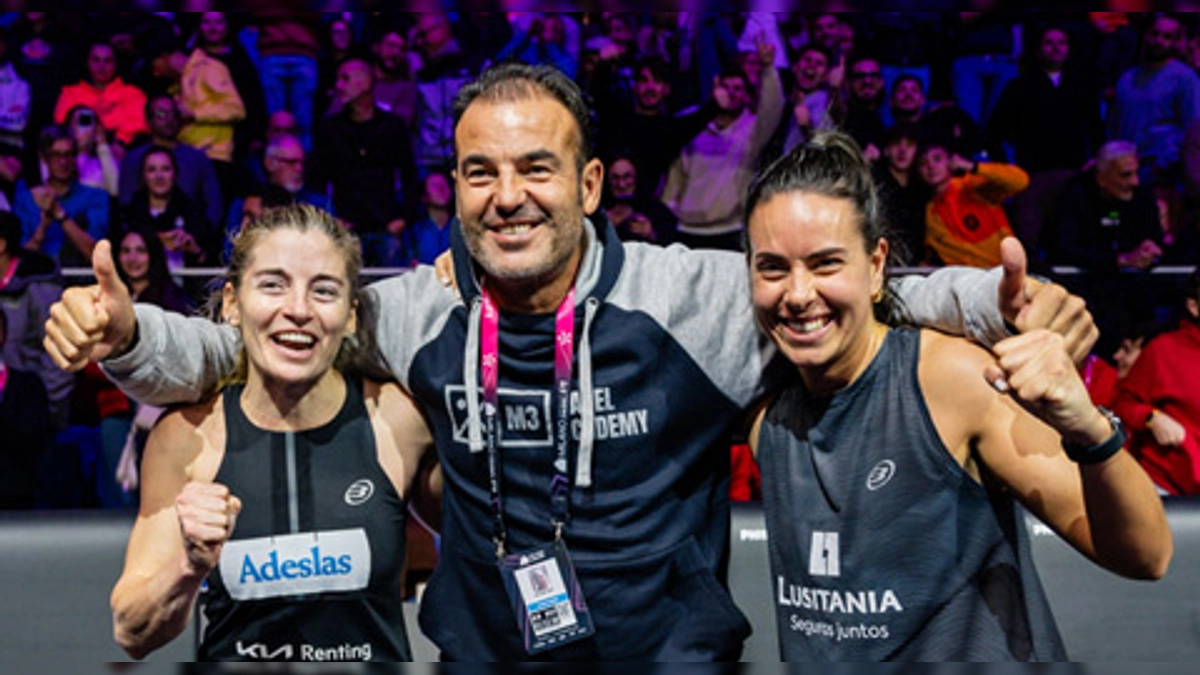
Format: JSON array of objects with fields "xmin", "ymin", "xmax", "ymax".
[
  {"xmin": 633, "ymin": 65, "xmax": 669, "ymax": 113},
  {"xmin": 43, "ymin": 138, "xmax": 78, "ymax": 184},
  {"xmin": 608, "ymin": 158, "xmax": 636, "ymax": 201},
  {"xmin": 1144, "ymin": 16, "xmax": 1182, "ymax": 63},
  {"xmin": 740, "ymin": 50, "xmax": 763, "ymax": 88},
  {"xmin": 148, "ymin": 96, "xmax": 182, "ymax": 140},
  {"xmin": 334, "ymin": 59, "xmax": 374, "ymax": 106},
  {"xmin": 118, "ymin": 231, "xmax": 151, "ymax": 285},
  {"xmin": 716, "ymin": 74, "xmax": 749, "ymax": 115},
  {"xmin": 604, "ymin": 14, "xmax": 634, "ymax": 48},
  {"xmin": 1113, "ymin": 336, "xmax": 1144, "ymax": 378},
  {"xmin": 199, "ymin": 12, "xmax": 228, "ymax": 47},
  {"xmin": 848, "ymin": 58, "xmax": 884, "ymax": 103},
  {"xmin": 812, "ymin": 14, "xmax": 840, "ymax": 51},
  {"xmin": 793, "ymin": 48, "xmax": 829, "ymax": 93},
  {"xmin": 88, "ymin": 43, "xmax": 117, "ymax": 87},
  {"xmin": 330, "ymin": 20, "xmax": 353, "ymax": 53},
  {"xmin": 413, "ymin": 14, "xmax": 452, "ymax": 60},
  {"xmin": 265, "ymin": 136, "xmax": 306, "ymax": 193},
  {"xmin": 266, "ymin": 110, "xmax": 299, "ymax": 141},
  {"xmin": 1096, "ymin": 153, "xmax": 1140, "ymax": 202},
  {"xmin": 378, "ymin": 31, "xmax": 407, "ymax": 73},
  {"xmin": 143, "ymin": 149, "xmax": 177, "ymax": 200},
  {"xmin": 454, "ymin": 92, "xmax": 603, "ymax": 308},
  {"xmin": 891, "ymin": 78, "xmax": 926, "ymax": 117},
  {"xmin": 884, "ymin": 137, "xmax": 918, "ymax": 173},
  {"xmin": 917, "ymin": 146, "xmax": 952, "ymax": 190},
  {"xmin": 1039, "ymin": 28, "xmax": 1070, "ymax": 71},
  {"xmin": 542, "ymin": 15, "xmax": 565, "ymax": 45},
  {"xmin": 423, "ymin": 172, "xmax": 452, "ymax": 209}
]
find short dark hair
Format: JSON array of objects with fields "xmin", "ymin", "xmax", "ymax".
[
  {"xmin": 453, "ymin": 62, "xmax": 594, "ymax": 171},
  {"xmin": 144, "ymin": 93, "xmax": 176, "ymax": 120},
  {"xmin": 892, "ymin": 74, "xmax": 924, "ymax": 95},
  {"xmin": 884, "ymin": 121, "xmax": 922, "ymax": 147},
  {"xmin": 38, "ymin": 125, "xmax": 76, "ymax": 156},
  {"xmin": 633, "ymin": 55, "xmax": 670, "ymax": 84},
  {"xmin": 797, "ymin": 43, "xmax": 832, "ymax": 64}
]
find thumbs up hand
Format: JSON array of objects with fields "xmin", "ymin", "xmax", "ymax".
[
  {"xmin": 43, "ymin": 239, "xmax": 137, "ymax": 371},
  {"xmin": 996, "ymin": 237, "xmax": 1097, "ymax": 365}
]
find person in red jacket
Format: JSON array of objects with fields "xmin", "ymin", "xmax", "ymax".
[
  {"xmin": 52, "ymin": 41, "xmax": 147, "ymax": 148},
  {"xmin": 1113, "ymin": 271, "xmax": 1200, "ymax": 494}
]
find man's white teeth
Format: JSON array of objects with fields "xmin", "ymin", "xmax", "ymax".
[
  {"xmin": 789, "ymin": 318, "xmax": 828, "ymax": 334},
  {"xmin": 496, "ymin": 224, "xmax": 532, "ymax": 235},
  {"xmin": 275, "ymin": 332, "xmax": 316, "ymax": 348}
]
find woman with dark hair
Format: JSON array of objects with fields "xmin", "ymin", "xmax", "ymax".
[
  {"xmin": 115, "ymin": 225, "xmax": 194, "ymax": 315},
  {"xmin": 122, "ymin": 145, "xmax": 218, "ymax": 271},
  {"xmin": 746, "ymin": 131, "xmax": 1171, "ymax": 661}
]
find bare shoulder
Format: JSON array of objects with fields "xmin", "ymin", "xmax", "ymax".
[
  {"xmin": 363, "ymin": 378, "xmax": 433, "ymax": 500},
  {"xmin": 917, "ymin": 329, "xmax": 1003, "ymax": 445},
  {"xmin": 145, "ymin": 395, "xmax": 226, "ymax": 483}
]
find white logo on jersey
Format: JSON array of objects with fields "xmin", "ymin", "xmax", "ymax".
[
  {"xmin": 809, "ymin": 531, "xmax": 840, "ymax": 577},
  {"xmin": 236, "ymin": 640, "xmax": 294, "ymax": 660},
  {"xmin": 344, "ymin": 479, "xmax": 375, "ymax": 506},
  {"xmin": 220, "ymin": 529, "xmax": 371, "ymax": 601},
  {"xmin": 866, "ymin": 460, "xmax": 896, "ymax": 491}
]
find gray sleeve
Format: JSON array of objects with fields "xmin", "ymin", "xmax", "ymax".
[
  {"xmin": 100, "ymin": 304, "xmax": 241, "ymax": 405},
  {"xmin": 890, "ymin": 266, "xmax": 1008, "ymax": 347}
]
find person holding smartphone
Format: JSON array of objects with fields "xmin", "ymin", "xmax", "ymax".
[{"xmin": 65, "ymin": 104, "xmax": 119, "ymax": 197}]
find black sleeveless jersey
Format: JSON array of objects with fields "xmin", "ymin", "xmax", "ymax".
[
  {"xmin": 757, "ymin": 328, "xmax": 1067, "ymax": 661},
  {"xmin": 198, "ymin": 377, "xmax": 412, "ymax": 662}
]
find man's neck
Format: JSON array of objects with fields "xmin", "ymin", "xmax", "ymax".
[
  {"xmin": 153, "ymin": 136, "xmax": 178, "ymax": 149},
  {"xmin": 894, "ymin": 109, "xmax": 920, "ymax": 124},
  {"xmin": 889, "ymin": 165, "xmax": 909, "ymax": 187},
  {"xmin": 48, "ymin": 178, "xmax": 71, "ymax": 196},
  {"xmin": 349, "ymin": 97, "xmax": 376, "ymax": 123},
  {"xmin": 714, "ymin": 111, "xmax": 738, "ymax": 129},
  {"xmin": 430, "ymin": 207, "xmax": 451, "ymax": 228}
]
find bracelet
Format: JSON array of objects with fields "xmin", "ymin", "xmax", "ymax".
[{"xmin": 1062, "ymin": 406, "xmax": 1127, "ymax": 465}]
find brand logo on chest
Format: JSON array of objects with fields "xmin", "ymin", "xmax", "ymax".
[{"xmin": 220, "ymin": 529, "xmax": 371, "ymax": 601}]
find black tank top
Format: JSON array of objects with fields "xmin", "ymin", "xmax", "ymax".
[
  {"xmin": 758, "ymin": 328, "xmax": 1067, "ymax": 661},
  {"xmin": 198, "ymin": 377, "xmax": 412, "ymax": 662}
]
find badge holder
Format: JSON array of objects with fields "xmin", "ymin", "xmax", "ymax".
[{"xmin": 498, "ymin": 531, "xmax": 594, "ymax": 654}]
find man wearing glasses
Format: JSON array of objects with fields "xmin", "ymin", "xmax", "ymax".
[
  {"xmin": 14, "ymin": 125, "xmax": 109, "ymax": 268},
  {"xmin": 844, "ymin": 56, "xmax": 887, "ymax": 161}
]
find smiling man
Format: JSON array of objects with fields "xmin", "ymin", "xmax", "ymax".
[{"xmin": 48, "ymin": 62, "xmax": 1099, "ymax": 663}]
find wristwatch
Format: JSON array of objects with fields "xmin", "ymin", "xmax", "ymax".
[{"xmin": 1062, "ymin": 406, "xmax": 1126, "ymax": 465}]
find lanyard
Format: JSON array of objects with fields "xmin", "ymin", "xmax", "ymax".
[
  {"xmin": 0, "ymin": 258, "xmax": 17, "ymax": 290},
  {"xmin": 480, "ymin": 286, "xmax": 576, "ymax": 557}
]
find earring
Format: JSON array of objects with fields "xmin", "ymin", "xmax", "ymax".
[{"xmin": 871, "ymin": 288, "xmax": 884, "ymax": 304}]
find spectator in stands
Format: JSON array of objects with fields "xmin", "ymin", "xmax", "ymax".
[
  {"xmin": 53, "ymin": 41, "xmax": 147, "ymax": 149},
  {"xmin": 227, "ymin": 133, "xmax": 332, "ymax": 258},
  {"xmin": 373, "ymin": 26, "xmax": 417, "ymax": 127},
  {"xmin": 663, "ymin": 39, "xmax": 783, "ymax": 251},
  {"xmin": 121, "ymin": 146, "xmax": 217, "ymax": 273},
  {"xmin": 918, "ymin": 136, "xmax": 1029, "ymax": 267},
  {"xmin": 64, "ymin": 105, "xmax": 119, "ymax": 197},
  {"xmin": 603, "ymin": 154, "xmax": 677, "ymax": 245},
  {"xmin": 0, "ymin": 308, "xmax": 49, "ymax": 509},
  {"xmin": 253, "ymin": 11, "xmax": 321, "ymax": 152},
  {"xmin": 873, "ymin": 122, "xmax": 929, "ymax": 265},
  {"xmin": 779, "ymin": 44, "xmax": 835, "ymax": 154},
  {"xmin": 316, "ymin": 16, "xmax": 360, "ymax": 120},
  {"xmin": 1047, "ymin": 140, "xmax": 1163, "ymax": 273},
  {"xmin": 988, "ymin": 24, "xmax": 1104, "ymax": 175},
  {"xmin": 119, "ymin": 95, "xmax": 223, "ymax": 231},
  {"xmin": 412, "ymin": 13, "xmax": 474, "ymax": 176},
  {"xmin": 889, "ymin": 74, "xmax": 926, "ymax": 126},
  {"xmin": 593, "ymin": 55, "xmax": 717, "ymax": 199},
  {"xmin": 1114, "ymin": 271, "xmax": 1200, "ymax": 495},
  {"xmin": 397, "ymin": 171, "xmax": 454, "ymax": 267},
  {"xmin": 311, "ymin": 57, "xmax": 418, "ymax": 266},
  {"xmin": 194, "ymin": 12, "xmax": 267, "ymax": 168},
  {"xmin": 0, "ymin": 210, "xmax": 68, "ymax": 431},
  {"xmin": 497, "ymin": 13, "xmax": 577, "ymax": 79},
  {"xmin": 842, "ymin": 55, "xmax": 887, "ymax": 160},
  {"xmin": 949, "ymin": 12, "xmax": 1019, "ymax": 127},
  {"xmin": 869, "ymin": 13, "xmax": 941, "ymax": 111},
  {"xmin": 1108, "ymin": 13, "xmax": 1200, "ymax": 185},
  {"xmin": 0, "ymin": 27, "xmax": 31, "ymax": 178},
  {"xmin": 143, "ymin": 32, "xmax": 246, "ymax": 184},
  {"xmin": 15, "ymin": 125, "xmax": 109, "ymax": 268},
  {"xmin": 10, "ymin": 13, "xmax": 71, "ymax": 172},
  {"xmin": 116, "ymin": 225, "xmax": 195, "ymax": 317}
]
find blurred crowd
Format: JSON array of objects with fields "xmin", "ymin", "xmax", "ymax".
[{"xmin": 1, "ymin": 10, "xmax": 1199, "ymax": 509}]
